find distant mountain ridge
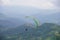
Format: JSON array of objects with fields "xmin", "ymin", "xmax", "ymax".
[
  {"xmin": 34, "ymin": 12, "xmax": 60, "ymax": 25},
  {"xmin": 2, "ymin": 6, "xmax": 60, "ymax": 24},
  {"xmin": 2, "ymin": 23, "xmax": 60, "ymax": 35},
  {"xmin": 0, "ymin": 22, "xmax": 60, "ymax": 40},
  {"xmin": 0, "ymin": 17, "xmax": 26, "ymax": 33}
]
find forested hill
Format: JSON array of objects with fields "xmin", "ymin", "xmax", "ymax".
[{"xmin": 0, "ymin": 23, "xmax": 60, "ymax": 40}]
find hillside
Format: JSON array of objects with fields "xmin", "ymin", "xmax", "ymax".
[
  {"xmin": 0, "ymin": 23, "xmax": 60, "ymax": 40},
  {"xmin": 0, "ymin": 17, "xmax": 26, "ymax": 33}
]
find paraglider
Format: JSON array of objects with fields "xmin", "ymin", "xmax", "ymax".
[
  {"xmin": 25, "ymin": 28, "xmax": 28, "ymax": 31},
  {"xmin": 25, "ymin": 16, "xmax": 40, "ymax": 28}
]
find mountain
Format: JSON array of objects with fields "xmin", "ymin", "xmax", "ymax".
[
  {"xmin": 0, "ymin": 17, "xmax": 26, "ymax": 33},
  {"xmin": 44, "ymin": 12, "xmax": 60, "ymax": 25},
  {"xmin": 2, "ymin": 23, "xmax": 60, "ymax": 35},
  {"xmin": 2, "ymin": 23, "xmax": 34, "ymax": 35},
  {"xmin": 1, "ymin": 6, "xmax": 60, "ymax": 25},
  {"xmin": 34, "ymin": 12, "xmax": 60, "ymax": 25},
  {"xmin": 1, "ymin": 23, "xmax": 60, "ymax": 40}
]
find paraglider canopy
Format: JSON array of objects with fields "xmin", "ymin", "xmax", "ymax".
[{"xmin": 25, "ymin": 16, "xmax": 40, "ymax": 28}]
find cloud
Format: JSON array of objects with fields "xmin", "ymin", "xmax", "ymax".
[
  {"xmin": 0, "ymin": 0, "xmax": 2, "ymax": 5},
  {"xmin": 1, "ymin": 0, "xmax": 59, "ymax": 9},
  {"xmin": 54, "ymin": 0, "xmax": 60, "ymax": 7},
  {"xmin": 48, "ymin": 0, "xmax": 60, "ymax": 8}
]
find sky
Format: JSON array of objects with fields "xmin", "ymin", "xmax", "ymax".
[{"xmin": 0, "ymin": 0, "xmax": 60, "ymax": 9}]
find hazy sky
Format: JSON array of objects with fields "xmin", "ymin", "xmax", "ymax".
[{"xmin": 0, "ymin": 0, "xmax": 60, "ymax": 9}]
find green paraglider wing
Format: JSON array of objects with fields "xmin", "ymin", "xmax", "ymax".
[
  {"xmin": 33, "ymin": 18, "xmax": 40, "ymax": 27},
  {"xmin": 25, "ymin": 16, "xmax": 40, "ymax": 28}
]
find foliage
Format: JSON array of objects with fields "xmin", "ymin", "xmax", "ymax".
[{"xmin": 0, "ymin": 23, "xmax": 60, "ymax": 40}]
